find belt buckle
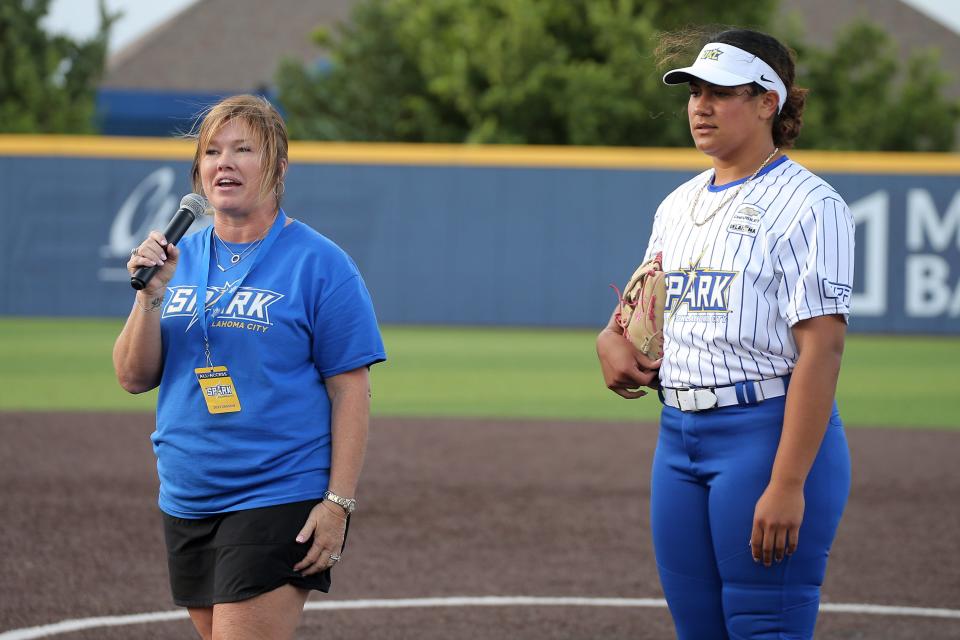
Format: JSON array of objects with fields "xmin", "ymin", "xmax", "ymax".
[{"xmin": 676, "ymin": 388, "xmax": 718, "ymax": 412}]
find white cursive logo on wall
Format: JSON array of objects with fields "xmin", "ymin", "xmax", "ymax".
[{"xmin": 98, "ymin": 167, "xmax": 209, "ymax": 282}]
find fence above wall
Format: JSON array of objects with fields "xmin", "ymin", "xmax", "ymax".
[{"xmin": 1, "ymin": 137, "xmax": 958, "ymax": 334}]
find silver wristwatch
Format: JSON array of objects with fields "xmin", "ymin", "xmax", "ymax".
[{"xmin": 323, "ymin": 490, "xmax": 357, "ymax": 515}]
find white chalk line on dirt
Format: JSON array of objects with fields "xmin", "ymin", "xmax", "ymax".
[{"xmin": 2, "ymin": 596, "xmax": 959, "ymax": 639}]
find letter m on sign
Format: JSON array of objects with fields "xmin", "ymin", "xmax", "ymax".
[{"xmin": 907, "ymin": 189, "xmax": 960, "ymax": 252}]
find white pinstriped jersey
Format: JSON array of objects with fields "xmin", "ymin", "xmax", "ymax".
[{"xmin": 643, "ymin": 156, "xmax": 854, "ymax": 389}]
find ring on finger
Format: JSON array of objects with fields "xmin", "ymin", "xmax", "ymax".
[
  {"xmin": 329, "ymin": 553, "xmax": 341, "ymax": 564},
  {"xmin": 130, "ymin": 247, "xmax": 140, "ymax": 259}
]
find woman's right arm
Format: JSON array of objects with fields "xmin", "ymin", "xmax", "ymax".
[
  {"xmin": 596, "ymin": 305, "xmax": 661, "ymax": 399},
  {"xmin": 597, "ymin": 204, "xmax": 665, "ymax": 398},
  {"xmin": 113, "ymin": 231, "xmax": 180, "ymax": 394}
]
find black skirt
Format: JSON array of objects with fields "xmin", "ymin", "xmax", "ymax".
[{"xmin": 162, "ymin": 498, "xmax": 345, "ymax": 608}]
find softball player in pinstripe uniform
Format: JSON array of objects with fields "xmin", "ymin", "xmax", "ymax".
[{"xmin": 597, "ymin": 28, "xmax": 853, "ymax": 639}]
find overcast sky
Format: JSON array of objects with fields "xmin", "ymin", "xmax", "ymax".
[
  {"xmin": 44, "ymin": 0, "xmax": 195, "ymax": 53},
  {"xmin": 44, "ymin": 0, "xmax": 960, "ymax": 54}
]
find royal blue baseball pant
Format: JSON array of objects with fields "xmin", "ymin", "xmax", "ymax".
[{"xmin": 651, "ymin": 396, "xmax": 850, "ymax": 639}]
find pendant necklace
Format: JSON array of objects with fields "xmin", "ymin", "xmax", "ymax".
[
  {"xmin": 688, "ymin": 147, "xmax": 779, "ymax": 227},
  {"xmin": 212, "ymin": 215, "xmax": 276, "ymax": 272}
]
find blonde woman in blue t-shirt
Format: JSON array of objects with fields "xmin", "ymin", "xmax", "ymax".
[{"xmin": 114, "ymin": 95, "xmax": 385, "ymax": 640}]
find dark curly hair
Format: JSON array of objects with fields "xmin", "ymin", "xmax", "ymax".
[{"xmin": 656, "ymin": 27, "xmax": 807, "ymax": 148}]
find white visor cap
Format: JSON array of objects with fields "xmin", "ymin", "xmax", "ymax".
[{"xmin": 663, "ymin": 42, "xmax": 787, "ymax": 113}]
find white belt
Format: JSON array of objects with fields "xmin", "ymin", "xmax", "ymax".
[{"xmin": 661, "ymin": 376, "xmax": 789, "ymax": 412}]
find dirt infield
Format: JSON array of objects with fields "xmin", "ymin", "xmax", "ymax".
[{"xmin": 1, "ymin": 413, "xmax": 959, "ymax": 639}]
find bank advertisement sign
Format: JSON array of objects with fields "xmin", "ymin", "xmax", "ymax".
[{"xmin": 842, "ymin": 178, "xmax": 960, "ymax": 332}]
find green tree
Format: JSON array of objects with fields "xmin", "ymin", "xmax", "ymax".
[
  {"xmin": 0, "ymin": 0, "xmax": 117, "ymax": 133},
  {"xmin": 276, "ymin": 0, "xmax": 959, "ymax": 151},
  {"xmin": 276, "ymin": 0, "xmax": 776, "ymax": 145},
  {"xmin": 794, "ymin": 21, "xmax": 958, "ymax": 151}
]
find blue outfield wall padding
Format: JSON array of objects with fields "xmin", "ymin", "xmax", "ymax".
[{"xmin": 0, "ymin": 145, "xmax": 958, "ymax": 333}]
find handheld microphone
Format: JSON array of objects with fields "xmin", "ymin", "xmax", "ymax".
[{"xmin": 130, "ymin": 193, "xmax": 207, "ymax": 291}]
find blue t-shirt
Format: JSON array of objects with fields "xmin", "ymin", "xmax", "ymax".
[{"xmin": 152, "ymin": 212, "xmax": 386, "ymax": 518}]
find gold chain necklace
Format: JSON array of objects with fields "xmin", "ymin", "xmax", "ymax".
[{"xmin": 688, "ymin": 147, "xmax": 779, "ymax": 227}]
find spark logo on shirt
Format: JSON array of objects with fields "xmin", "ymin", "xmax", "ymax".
[
  {"xmin": 163, "ymin": 283, "xmax": 285, "ymax": 333},
  {"xmin": 665, "ymin": 268, "xmax": 738, "ymax": 322}
]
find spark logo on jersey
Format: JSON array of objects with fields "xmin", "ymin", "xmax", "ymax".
[
  {"xmin": 163, "ymin": 282, "xmax": 284, "ymax": 333},
  {"xmin": 665, "ymin": 268, "xmax": 738, "ymax": 323}
]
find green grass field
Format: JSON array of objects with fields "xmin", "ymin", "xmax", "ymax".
[{"xmin": 1, "ymin": 318, "xmax": 958, "ymax": 428}]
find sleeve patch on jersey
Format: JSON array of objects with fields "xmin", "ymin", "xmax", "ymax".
[
  {"xmin": 727, "ymin": 205, "xmax": 763, "ymax": 237},
  {"xmin": 821, "ymin": 279, "xmax": 852, "ymax": 305}
]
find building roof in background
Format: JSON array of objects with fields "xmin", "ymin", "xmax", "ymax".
[
  {"xmin": 102, "ymin": 0, "xmax": 960, "ymax": 98},
  {"xmin": 780, "ymin": 0, "xmax": 960, "ymax": 98},
  {"xmin": 102, "ymin": 0, "xmax": 355, "ymax": 92}
]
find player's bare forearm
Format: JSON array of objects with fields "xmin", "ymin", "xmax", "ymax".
[
  {"xmin": 751, "ymin": 315, "xmax": 845, "ymax": 565},
  {"xmin": 597, "ymin": 305, "xmax": 661, "ymax": 398},
  {"xmin": 324, "ymin": 367, "xmax": 371, "ymax": 498},
  {"xmin": 600, "ymin": 304, "xmax": 622, "ymax": 334},
  {"xmin": 771, "ymin": 315, "xmax": 847, "ymax": 489}
]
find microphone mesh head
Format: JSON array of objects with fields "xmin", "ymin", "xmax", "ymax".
[{"xmin": 179, "ymin": 193, "xmax": 208, "ymax": 220}]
